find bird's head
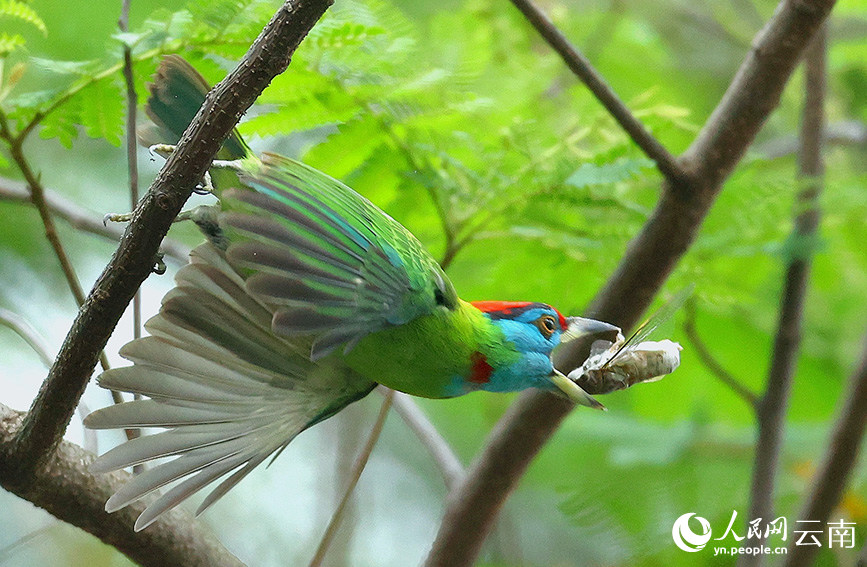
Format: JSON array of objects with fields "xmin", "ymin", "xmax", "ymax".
[{"xmin": 471, "ymin": 301, "xmax": 618, "ymax": 409}]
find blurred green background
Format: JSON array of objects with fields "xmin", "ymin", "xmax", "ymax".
[{"xmin": 0, "ymin": 0, "xmax": 865, "ymax": 565}]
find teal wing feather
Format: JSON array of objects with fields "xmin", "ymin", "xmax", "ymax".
[{"xmin": 222, "ymin": 152, "xmax": 458, "ymax": 360}]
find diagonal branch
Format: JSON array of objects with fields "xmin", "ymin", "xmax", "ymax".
[
  {"xmin": 391, "ymin": 392, "xmax": 465, "ymax": 489},
  {"xmin": 740, "ymin": 24, "xmax": 827, "ymax": 567},
  {"xmin": 0, "ymin": 120, "xmax": 90, "ymax": 311},
  {"xmin": 1, "ymin": 0, "xmax": 333, "ymax": 502},
  {"xmin": 0, "ymin": 109, "xmax": 120, "ymax": 403},
  {"xmin": 508, "ymin": 0, "xmax": 682, "ymax": 181},
  {"xmin": 309, "ymin": 389, "xmax": 394, "ymax": 567},
  {"xmin": 424, "ymin": 2, "xmax": 836, "ymax": 565},
  {"xmin": 682, "ymin": 299, "xmax": 759, "ymax": 407}
]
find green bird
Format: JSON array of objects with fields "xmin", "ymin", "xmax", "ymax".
[{"xmin": 85, "ymin": 56, "xmax": 618, "ymax": 531}]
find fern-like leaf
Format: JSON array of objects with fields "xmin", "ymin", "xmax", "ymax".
[{"xmin": 0, "ymin": 0, "xmax": 47, "ymax": 35}]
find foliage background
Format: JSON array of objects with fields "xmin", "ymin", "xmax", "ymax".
[{"xmin": 0, "ymin": 0, "xmax": 865, "ymax": 565}]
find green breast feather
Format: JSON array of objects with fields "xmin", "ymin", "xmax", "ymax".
[{"xmin": 344, "ymin": 299, "xmax": 518, "ymax": 398}]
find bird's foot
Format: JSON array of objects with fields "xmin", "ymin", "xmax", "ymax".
[{"xmin": 104, "ymin": 203, "xmax": 220, "ymax": 227}]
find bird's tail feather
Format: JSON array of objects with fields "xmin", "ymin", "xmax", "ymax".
[
  {"xmin": 142, "ymin": 54, "xmax": 251, "ymax": 161},
  {"xmin": 85, "ymin": 244, "xmax": 373, "ymax": 531}
]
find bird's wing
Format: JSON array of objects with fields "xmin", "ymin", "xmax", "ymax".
[
  {"xmin": 221, "ymin": 152, "xmax": 459, "ymax": 360},
  {"xmin": 85, "ymin": 244, "xmax": 375, "ymax": 531}
]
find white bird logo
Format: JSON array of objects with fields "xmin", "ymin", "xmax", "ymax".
[{"xmin": 672, "ymin": 513, "xmax": 712, "ymax": 552}]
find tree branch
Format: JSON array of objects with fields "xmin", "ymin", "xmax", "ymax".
[
  {"xmin": 682, "ymin": 299, "xmax": 759, "ymax": 407},
  {"xmin": 1, "ymin": 107, "xmax": 117, "ymax": 401},
  {"xmin": 119, "ymin": 0, "xmax": 142, "ymax": 341},
  {"xmin": 782, "ymin": 332, "xmax": 867, "ymax": 567},
  {"xmin": 424, "ymin": 2, "xmax": 836, "ymax": 565},
  {"xmin": 390, "ymin": 391, "xmax": 465, "ymax": 490},
  {"xmin": 507, "ymin": 0, "xmax": 682, "ymax": 181},
  {"xmin": 740, "ymin": 25, "xmax": 826, "ymax": 567},
  {"xmin": 0, "ymin": 309, "xmax": 53, "ymax": 369},
  {"xmin": 0, "ymin": 404, "xmax": 244, "ymax": 567},
  {"xmin": 0, "ymin": 177, "xmax": 191, "ymax": 263},
  {"xmin": 309, "ymin": 390, "xmax": 394, "ymax": 567},
  {"xmin": 2, "ymin": 0, "xmax": 333, "ymax": 507},
  {"xmin": 0, "ymin": 119, "xmax": 89, "ymax": 310}
]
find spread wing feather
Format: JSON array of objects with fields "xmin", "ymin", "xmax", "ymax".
[
  {"xmin": 222, "ymin": 153, "xmax": 458, "ymax": 360},
  {"xmin": 85, "ymin": 245, "xmax": 375, "ymax": 531}
]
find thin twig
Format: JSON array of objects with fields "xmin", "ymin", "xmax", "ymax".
[
  {"xmin": 757, "ymin": 120, "xmax": 867, "ymax": 159},
  {"xmin": 118, "ymin": 0, "xmax": 143, "ymax": 451},
  {"xmin": 390, "ymin": 390, "xmax": 465, "ymax": 489},
  {"xmin": 309, "ymin": 389, "xmax": 395, "ymax": 567},
  {"xmin": 740, "ymin": 25, "xmax": 826, "ymax": 567},
  {"xmin": 119, "ymin": 0, "xmax": 141, "ymax": 341},
  {"xmin": 0, "ymin": 523, "xmax": 56, "ymax": 564},
  {"xmin": 0, "ymin": 308, "xmax": 54, "ymax": 369},
  {"xmin": 782, "ymin": 330, "xmax": 867, "ymax": 567},
  {"xmin": 682, "ymin": 299, "xmax": 758, "ymax": 407},
  {"xmin": 507, "ymin": 0, "xmax": 682, "ymax": 181},
  {"xmin": 0, "ymin": 116, "xmax": 89, "ymax": 311},
  {"xmin": 0, "ymin": 111, "xmax": 116, "ymax": 383},
  {"xmin": 367, "ymin": 107, "xmax": 458, "ymax": 264},
  {"xmin": 0, "ymin": 178, "xmax": 191, "ymax": 263}
]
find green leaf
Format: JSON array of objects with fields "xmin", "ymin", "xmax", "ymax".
[
  {"xmin": 0, "ymin": 0, "xmax": 46, "ymax": 34},
  {"xmin": 186, "ymin": 0, "xmax": 255, "ymax": 35},
  {"xmin": 301, "ymin": 117, "xmax": 384, "ymax": 178},
  {"xmin": 39, "ymin": 110, "xmax": 77, "ymax": 148},
  {"xmin": 565, "ymin": 157, "xmax": 654, "ymax": 188},
  {"xmin": 0, "ymin": 32, "xmax": 24, "ymax": 56},
  {"xmin": 78, "ymin": 77, "xmax": 124, "ymax": 146},
  {"xmin": 29, "ymin": 57, "xmax": 101, "ymax": 76}
]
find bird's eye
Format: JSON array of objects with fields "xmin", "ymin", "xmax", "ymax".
[{"xmin": 534, "ymin": 315, "xmax": 558, "ymax": 339}]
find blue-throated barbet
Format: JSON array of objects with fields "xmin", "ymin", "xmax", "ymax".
[{"xmin": 84, "ymin": 56, "xmax": 619, "ymax": 531}]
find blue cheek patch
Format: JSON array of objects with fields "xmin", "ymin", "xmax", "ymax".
[
  {"xmin": 494, "ymin": 319, "xmax": 559, "ymax": 355},
  {"xmin": 484, "ymin": 353, "xmax": 553, "ymax": 393}
]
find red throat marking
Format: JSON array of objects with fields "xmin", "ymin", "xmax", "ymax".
[{"xmin": 469, "ymin": 351, "xmax": 494, "ymax": 384}]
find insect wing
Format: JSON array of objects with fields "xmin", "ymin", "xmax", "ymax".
[{"xmin": 598, "ymin": 284, "xmax": 694, "ymax": 370}]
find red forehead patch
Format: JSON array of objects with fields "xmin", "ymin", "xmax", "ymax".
[
  {"xmin": 471, "ymin": 300, "xmax": 532, "ymax": 314},
  {"xmin": 471, "ymin": 301, "xmax": 568, "ymax": 331},
  {"xmin": 555, "ymin": 309, "xmax": 567, "ymax": 331}
]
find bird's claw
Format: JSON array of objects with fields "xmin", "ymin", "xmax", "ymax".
[
  {"xmin": 153, "ymin": 253, "xmax": 166, "ymax": 275},
  {"xmin": 194, "ymin": 171, "xmax": 214, "ymax": 195}
]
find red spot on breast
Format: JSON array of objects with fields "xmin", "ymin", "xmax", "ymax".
[{"xmin": 469, "ymin": 351, "xmax": 494, "ymax": 384}]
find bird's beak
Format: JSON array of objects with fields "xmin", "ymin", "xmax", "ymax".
[
  {"xmin": 562, "ymin": 317, "xmax": 621, "ymax": 343},
  {"xmin": 548, "ymin": 316, "xmax": 617, "ymax": 410},
  {"xmin": 548, "ymin": 369, "xmax": 606, "ymax": 410}
]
